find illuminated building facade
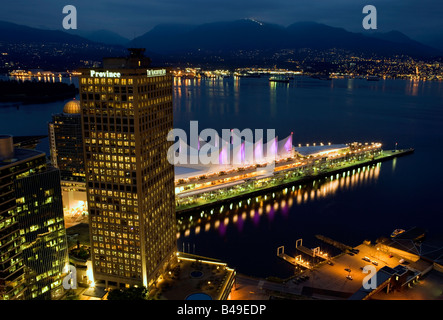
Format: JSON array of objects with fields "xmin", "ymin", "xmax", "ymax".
[
  {"xmin": 79, "ymin": 48, "xmax": 176, "ymax": 289},
  {"xmin": 48, "ymin": 100, "xmax": 85, "ymax": 183},
  {"xmin": 48, "ymin": 100, "xmax": 87, "ymax": 215},
  {"xmin": 15, "ymin": 166, "xmax": 68, "ymax": 300},
  {"xmin": 0, "ymin": 135, "xmax": 68, "ymax": 300}
]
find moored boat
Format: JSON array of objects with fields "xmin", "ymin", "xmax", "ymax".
[
  {"xmin": 391, "ymin": 229, "xmax": 405, "ymax": 238},
  {"xmin": 269, "ymin": 76, "xmax": 290, "ymax": 83}
]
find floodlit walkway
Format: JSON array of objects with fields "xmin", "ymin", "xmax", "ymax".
[{"xmin": 176, "ymin": 148, "xmax": 413, "ymax": 212}]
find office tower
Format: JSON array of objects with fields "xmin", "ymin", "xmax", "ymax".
[
  {"xmin": 78, "ymin": 48, "xmax": 176, "ymax": 289},
  {"xmin": 16, "ymin": 166, "xmax": 69, "ymax": 300},
  {"xmin": 0, "ymin": 135, "xmax": 45, "ymax": 300},
  {"xmin": 0, "ymin": 135, "xmax": 69, "ymax": 300},
  {"xmin": 48, "ymin": 99, "xmax": 87, "ymax": 218},
  {"xmin": 48, "ymin": 99, "xmax": 85, "ymax": 182}
]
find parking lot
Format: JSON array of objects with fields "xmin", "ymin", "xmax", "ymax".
[{"xmin": 291, "ymin": 243, "xmax": 406, "ymax": 295}]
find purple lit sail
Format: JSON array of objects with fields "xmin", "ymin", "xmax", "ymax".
[
  {"xmin": 267, "ymin": 137, "xmax": 277, "ymax": 160},
  {"xmin": 254, "ymin": 139, "xmax": 263, "ymax": 163},
  {"xmin": 284, "ymin": 135, "xmax": 292, "ymax": 153},
  {"xmin": 219, "ymin": 143, "xmax": 228, "ymax": 165},
  {"xmin": 241, "ymin": 142, "xmax": 245, "ymax": 163}
]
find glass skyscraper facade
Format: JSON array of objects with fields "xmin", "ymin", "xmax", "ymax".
[
  {"xmin": 0, "ymin": 135, "xmax": 68, "ymax": 300},
  {"xmin": 15, "ymin": 166, "xmax": 68, "ymax": 300}
]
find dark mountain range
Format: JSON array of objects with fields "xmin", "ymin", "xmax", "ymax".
[
  {"xmin": 0, "ymin": 20, "xmax": 127, "ymax": 71},
  {"xmin": 66, "ymin": 29, "xmax": 130, "ymax": 46},
  {"xmin": 0, "ymin": 19, "xmax": 441, "ymax": 72},
  {"xmin": 0, "ymin": 20, "xmax": 91, "ymax": 44},
  {"xmin": 129, "ymin": 19, "xmax": 441, "ymax": 58},
  {"xmin": 407, "ymin": 34, "xmax": 443, "ymax": 53},
  {"xmin": 129, "ymin": 20, "xmax": 288, "ymax": 53},
  {"xmin": 366, "ymin": 30, "xmax": 415, "ymax": 44}
]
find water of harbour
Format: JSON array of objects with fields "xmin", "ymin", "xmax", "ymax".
[
  {"xmin": 1, "ymin": 75, "xmax": 443, "ymax": 279},
  {"xmin": 173, "ymin": 76, "xmax": 443, "ymax": 279}
]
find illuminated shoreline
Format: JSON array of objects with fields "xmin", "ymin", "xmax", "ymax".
[{"xmin": 176, "ymin": 148, "xmax": 414, "ymax": 214}]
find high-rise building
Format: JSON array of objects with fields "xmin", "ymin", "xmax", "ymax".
[
  {"xmin": 0, "ymin": 135, "xmax": 69, "ymax": 300},
  {"xmin": 48, "ymin": 100, "xmax": 87, "ymax": 223},
  {"xmin": 15, "ymin": 166, "xmax": 69, "ymax": 300},
  {"xmin": 48, "ymin": 99, "xmax": 85, "ymax": 183},
  {"xmin": 78, "ymin": 48, "xmax": 176, "ymax": 289},
  {"xmin": 0, "ymin": 135, "xmax": 45, "ymax": 300}
]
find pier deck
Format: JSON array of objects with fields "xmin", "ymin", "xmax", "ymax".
[
  {"xmin": 176, "ymin": 148, "xmax": 414, "ymax": 213},
  {"xmin": 277, "ymin": 246, "xmax": 312, "ymax": 269},
  {"xmin": 296, "ymin": 245, "xmax": 316, "ymax": 257}
]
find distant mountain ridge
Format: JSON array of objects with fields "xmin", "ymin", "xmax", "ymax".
[
  {"xmin": 0, "ymin": 20, "xmax": 91, "ymax": 44},
  {"xmin": 0, "ymin": 20, "xmax": 128, "ymax": 71},
  {"xmin": 66, "ymin": 29, "xmax": 130, "ymax": 46},
  {"xmin": 129, "ymin": 19, "xmax": 441, "ymax": 58},
  {"xmin": 0, "ymin": 19, "xmax": 441, "ymax": 68}
]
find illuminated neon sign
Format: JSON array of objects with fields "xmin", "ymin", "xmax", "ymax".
[
  {"xmin": 90, "ymin": 70, "xmax": 121, "ymax": 78},
  {"xmin": 147, "ymin": 69, "xmax": 166, "ymax": 77}
]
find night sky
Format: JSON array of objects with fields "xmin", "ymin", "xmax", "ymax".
[{"xmin": 1, "ymin": 0, "xmax": 442, "ymax": 42}]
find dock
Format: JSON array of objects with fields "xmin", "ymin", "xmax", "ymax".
[
  {"xmin": 315, "ymin": 234, "xmax": 353, "ymax": 252},
  {"xmin": 277, "ymin": 238, "xmax": 330, "ymax": 270},
  {"xmin": 295, "ymin": 239, "xmax": 329, "ymax": 260},
  {"xmin": 296, "ymin": 239, "xmax": 317, "ymax": 257},
  {"xmin": 277, "ymin": 246, "xmax": 312, "ymax": 269}
]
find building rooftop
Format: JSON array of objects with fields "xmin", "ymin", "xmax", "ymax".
[
  {"xmin": 148, "ymin": 252, "xmax": 236, "ymax": 300},
  {"xmin": 0, "ymin": 146, "xmax": 45, "ymax": 167},
  {"xmin": 102, "ymin": 48, "xmax": 152, "ymax": 69},
  {"xmin": 12, "ymin": 135, "xmax": 47, "ymax": 148},
  {"xmin": 63, "ymin": 99, "xmax": 81, "ymax": 114},
  {"xmin": 66, "ymin": 223, "xmax": 90, "ymax": 248}
]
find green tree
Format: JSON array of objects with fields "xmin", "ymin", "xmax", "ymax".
[{"xmin": 107, "ymin": 286, "xmax": 147, "ymax": 300}]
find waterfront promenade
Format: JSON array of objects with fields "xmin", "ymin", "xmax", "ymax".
[{"xmin": 176, "ymin": 148, "xmax": 414, "ymax": 214}]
